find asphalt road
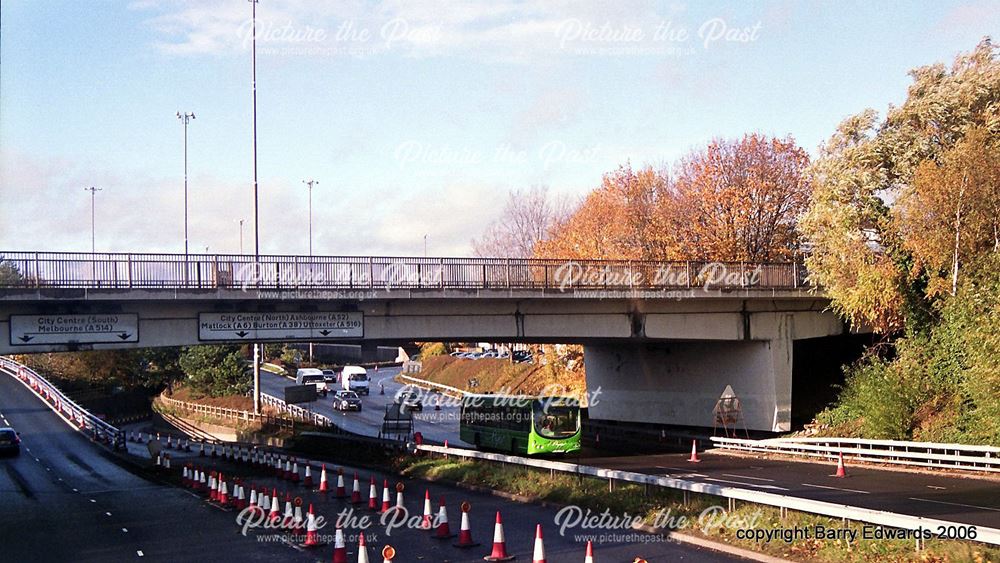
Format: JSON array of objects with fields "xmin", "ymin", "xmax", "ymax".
[
  {"xmin": 261, "ymin": 368, "xmax": 1000, "ymax": 530},
  {"xmin": 260, "ymin": 366, "xmax": 464, "ymax": 444},
  {"xmin": 1, "ymin": 371, "xmax": 743, "ymax": 562},
  {"xmin": 579, "ymin": 453, "xmax": 1000, "ymax": 529}
]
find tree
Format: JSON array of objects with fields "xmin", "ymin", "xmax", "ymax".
[
  {"xmin": 0, "ymin": 258, "xmax": 24, "ymax": 286},
  {"xmin": 178, "ymin": 345, "xmax": 249, "ymax": 397},
  {"xmin": 801, "ymin": 38, "xmax": 1000, "ymax": 333},
  {"xmin": 672, "ymin": 134, "xmax": 811, "ymax": 261},
  {"xmin": 472, "ymin": 186, "xmax": 573, "ymax": 258},
  {"xmin": 897, "ymin": 127, "xmax": 1000, "ymax": 297}
]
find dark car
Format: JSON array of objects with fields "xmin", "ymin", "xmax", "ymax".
[
  {"xmin": 333, "ymin": 390, "xmax": 362, "ymax": 412},
  {"xmin": 322, "ymin": 369, "xmax": 338, "ymax": 384},
  {"xmin": 0, "ymin": 427, "xmax": 21, "ymax": 456},
  {"xmin": 395, "ymin": 390, "xmax": 423, "ymax": 412}
]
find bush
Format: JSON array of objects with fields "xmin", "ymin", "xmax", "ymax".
[{"xmin": 178, "ymin": 345, "xmax": 249, "ymax": 397}]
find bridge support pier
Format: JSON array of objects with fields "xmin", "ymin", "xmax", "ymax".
[{"xmin": 584, "ymin": 315, "xmax": 796, "ymax": 433}]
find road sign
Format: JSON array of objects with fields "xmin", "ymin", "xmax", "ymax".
[
  {"xmin": 197, "ymin": 311, "xmax": 363, "ymax": 341},
  {"xmin": 10, "ymin": 314, "xmax": 139, "ymax": 346}
]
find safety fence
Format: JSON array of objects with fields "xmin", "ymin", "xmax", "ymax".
[
  {"xmin": 259, "ymin": 391, "xmax": 336, "ymax": 429},
  {"xmin": 710, "ymin": 436, "xmax": 1000, "ymax": 473},
  {"xmin": 397, "ymin": 374, "xmax": 466, "ymax": 398},
  {"xmin": 0, "ymin": 356, "xmax": 125, "ymax": 449},
  {"xmin": 415, "ymin": 444, "xmax": 1000, "ymax": 549},
  {"xmin": 156, "ymin": 392, "xmax": 303, "ymax": 430},
  {"xmin": 0, "ymin": 251, "xmax": 809, "ymax": 291}
]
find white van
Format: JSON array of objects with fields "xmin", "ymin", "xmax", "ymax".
[
  {"xmin": 295, "ymin": 368, "xmax": 329, "ymax": 396},
  {"xmin": 340, "ymin": 366, "xmax": 370, "ymax": 395}
]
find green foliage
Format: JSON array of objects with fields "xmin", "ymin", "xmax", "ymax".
[
  {"xmin": 17, "ymin": 348, "xmax": 182, "ymax": 390},
  {"xmin": 819, "ymin": 256, "xmax": 1000, "ymax": 445},
  {"xmin": 279, "ymin": 345, "xmax": 301, "ymax": 367},
  {"xmin": 178, "ymin": 345, "xmax": 249, "ymax": 397},
  {"xmin": 0, "ymin": 258, "xmax": 24, "ymax": 285}
]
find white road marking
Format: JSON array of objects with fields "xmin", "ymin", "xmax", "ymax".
[
  {"xmin": 802, "ymin": 483, "xmax": 869, "ymax": 494},
  {"xmin": 89, "ymin": 499, "xmax": 96, "ymax": 503},
  {"xmin": 704, "ymin": 477, "xmax": 789, "ymax": 491},
  {"xmin": 908, "ymin": 497, "xmax": 1000, "ymax": 512},
  {"xmin": 137, "ymin": 550, "xmax": 144, "ymax": 557},
  {"xmin": 105, "ymin": 512, "xmax": 112, "ymax": 516},
  {"xmin": 122, "ymin": 528, "xmax": 128, "ymax": 533},
  {"xmin": 926, "ymin": 485, "xmax": 947, "ymax": 490},
  {"xmin": 722, "ymin": 473, "xmax": 775, "ymax": 482},
  {"xmin": 72, "ymin": 488, "xmax": 79, "ymax": 492}
]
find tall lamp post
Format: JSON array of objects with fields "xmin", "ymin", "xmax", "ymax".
[
  {"xmin": 176, "ymin": 112, "xmax": 195, "ymax": 256},
  {"xmin": 302, "ymin": 179, "xmax": 318, "ymax": 363},
  {"xmin": 249, "ymin": 0, "xmax": 262, "ymax": 415},
  {"xmin": 84, "ymin": 186, "xmax": 102, "ymax": 284},
  {"xmin": 238, "ymin": 218, "xmax": 245, "ymax": 255}
]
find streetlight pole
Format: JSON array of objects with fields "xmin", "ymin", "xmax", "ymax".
[
  {"xmin": 84, "ymin": 187, "xmax": 102, "ymax": 254},
  {"xmin": 302, "ymin": 180, "xmax": 318, "ymax": 257},
  {"xmin": 239, "ymin": 219, "xmax": 245, "ymax": 255},
  {"xmin": 176, "ymin": 112, "xmax": 195, "ymax": 257},
  {"xmin": 424, "ymin": 234, "xmax": 428, "ymax": 257},
  {"xmin": 249, "ymin": 0, "xmax": 261, "ymax": 415}
]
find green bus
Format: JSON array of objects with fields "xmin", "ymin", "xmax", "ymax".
[{"xmin": 459, "ymin": 394, "xmax": 581, "ymax": 455}]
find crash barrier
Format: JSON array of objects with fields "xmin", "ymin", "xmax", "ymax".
[
  {"xmin": 710, "ymin": 436, "xmax": 1000, "ymax": 473},
  {"xmin": 415, "ymin": 443, "xmax": 1000, "ymax": 549},
  {"xmin": 158, "ymin": 391, "xmax": 306, "ymax": 430},
  {"xmin": 397, "ymin": 374, "xmax": 465, "ymax": 398},
  {"xmin": 259, "ymin": 392, "xmax": 335, "ymax": 429},
  {"xmin": 0, "ymin": 356, "xmax": 125, "ymax": 449}
]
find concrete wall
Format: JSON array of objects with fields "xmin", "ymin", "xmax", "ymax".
[{"xmin": 585, "ymin": 337, "xmax": 793, "ymax": 432}]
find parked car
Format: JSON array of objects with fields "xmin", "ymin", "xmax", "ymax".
[
  {"xmin": 395, "ymin": 390, "xmax": 423, "ymax": 412},
  {"xmin": 449, "ymin": 351, "xmax": 465, "ymax": 357},
  {"xmin": 0, "ymin": 427, "xmax": 21, "ymax": 456},
  {"xmin": 295, "ymin": 368, "xmax": 329, "ymax": 396},
  {"xmin": 333, "ymin": 390, "xmax": 362, "ymax": 411}
]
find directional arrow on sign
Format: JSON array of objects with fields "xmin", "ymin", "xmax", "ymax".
[
  {"xmin": 18, "ymin": 335, "xmax": 33, "ymax": 343},
  {"xmin": 319, "ymin": 330, "xmax": 331, "ymax": 336},
  {"xmin": 235, "ymin": 331, "xmax": 249, "ymax": 338},
  {"xmin": 118, "ymin": 333, "xmax": 131, "ymax": 340}
]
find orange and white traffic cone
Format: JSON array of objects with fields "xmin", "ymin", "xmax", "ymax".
[
  {"xmin": 291, "ymin": 460, "xmax": 301, "ymax": 483},
  {"xmin": 688, "ymin": 439, "xmax": 701, "ymax": 463},
  {"xmin": 319, "ymin": 464, "xmax": 329, "ymax": 493},
  {"xmin": 584, "ymin": 540, "xmax": 595, "ymax": 563},
  {"xmin": 453, "ymin": 502, "xmax": 479, "ymax": 548},
  {"xmin": 379, "ymin": 480, "xmax": 391, "ymax": 513},
  {"xmin": 284, "ymin": 459, "xmax": 292, "ymax": 480},
  {"xmin": 833, "ymin": 451, "xmax": 847, "ymax": 478},
  {"xmin": 303, "ymin": 464, "xmax": 313, "ymax": 487},
  {"xmin": 331, "ymin": 526, "xmax": 348, "ymax": 563},
  {"xmin": 208, "ymin": 473, "xmax": 217, "ymax": 501},
  {"xmin": 268, "ymin": 489, "xmax": 281, "ymax": 523},
  {"xmin": 283, "ymin": 495, "xmax": 294, "ymax": 529},
  {"xmin": 199, "ymin": 469, "xmax": 207, "ymax": 492},
  {"xmin": 357, "ymin": 532, "xmax": 370, "ymax": 563},
  {"xmin": 421, "ymin": 490, "xmax": 433, "ymax": 530},
  {"xmin": 335, "ymin": 468, "xmax": 346, "ymax": 498},
  {"xmin": 248, "ymin": 487, "xmax": 258, "ymax": 514},
  {"xmin": 182, "ymin": 465, "xmax": 190, "ymax": 487},
  {"xmin": 381, "ymin": 545, "xmax": 396, "ymax": 563},
  {"xmin": 484, "ymin": 511, "xmax": 515, "ymax": 561},
  {"xmin": 350, "ymin": 472, "xmax": 362, "ymax": 504},
  {"xmin": 532, "ymin": 524, "xmax": 546, "ymax": 563},
  {"xmin": 292, "ymin": 504, "xmax": 304, "ymax": 538},
  {"xmin": 433, "ymin": 496, "xmax": 455, "ymax": 539},
  {"xmin": 259, "ymin": 489, "xmax": 271, "ymax": 516},
  {"xmin": 219, "ymin": 476, "xmax": 229, "ymax": 507},
  {"xmin": 302, "ymin": 504, "xmax": 323, "ymax": 547},
  {"xmin": 393, "ymin": 483, "xmax": 404, "ymax": 512},
  {"xmin": 368, "ymin": 476, "xmax": 378, "ymax": 510}
]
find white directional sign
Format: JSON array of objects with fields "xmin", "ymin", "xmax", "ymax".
[
  {"xmin": 10, "ymin": 314, "xmax": 139, "ymax": 346},
  {"xmin": 198, "ymin": 312, "xmax": 363, "ymax": 341}
]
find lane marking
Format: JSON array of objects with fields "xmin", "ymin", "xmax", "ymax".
[
  {"xmin": 703, "ymin": 477, "xmax": 789, "ymax": 491},
  {"xmin": 722, "ymin": 473, "xmax": 775, "ymax": 482},
  {"xmin": 137, "ymin": 550, "xmax": 144, "ymax": 557},
  {"xmin": 72, "ymin": 488, "xmax": 79, "ymax": 492},
  {"xmin": 105, "ymin": 512, "xmax": 112, "ymax": 516},
  {"xmin": 89, "ymin": 499, "xmax": 97, "ymax": 503},
  {"xmin": 122, "ymin": 528, "xmax": 128, "ymax": 533},
  {"xmin": 802, "ymin": 483, "xmax": 870, "ymax": 494},
  {"xmin": 908, "ymin": 497, "xmax": 1000, "ymax": 512},
  {"xmin": 926, "ymin": 485, "xmax": 947, "ymax": 490}
]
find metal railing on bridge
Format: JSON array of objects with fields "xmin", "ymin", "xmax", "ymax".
[{"xmin": 0, "ymin": 251, "xmax": 809, "ymax": 291}]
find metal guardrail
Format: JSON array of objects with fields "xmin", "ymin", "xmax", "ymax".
[
  {"xmin": 156, "ymin": 392, "xmax": 303, "ymax": 430},
  {"xmin": 398, "ymin": 374, "xmax": 466, "ymax": 398},
  {"xmin": 711, "ymin": 436, "xmax": 1000, "ymax": 473},
  {"xmin": 259, "ymin": 391, "xmax": 335, "ymax": 429},
  {"xmin": 0, "ymin": 356, "xmax": 125, "ymax": 449},
  {"xmin": 0, "ymin": 251, "xmax": 808, "ymax": 291},
  {"xmin": 416, "ymin": 444, "xmax": 1000, "ymax": 548}
]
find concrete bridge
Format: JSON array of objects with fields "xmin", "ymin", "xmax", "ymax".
[{"xmin": 0, "ymin": 252, "xmax": 844, "ymax": 432}]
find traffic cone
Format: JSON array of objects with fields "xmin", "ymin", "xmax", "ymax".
[
  {"xmin": 532, "ymin": 524, "xmax": 546, "ymax": 563},
  {"xmin": 484, "ymin": 511, "xmax": 514, "ymax": 561},
  {"xmin": 332, "ymin": 526, "xmax": 348, "ymax": 563},
  {"xmin": 219, "ymin": 475, "xmax": 229, "ymax": 507},
  {"xmin": 584, "ymin": 540, "xmax": 595, "ymax": 563},
  {"xmin": 688, "ymin": 439, "xmax": 701, "ymax": 463},
  {"xmin": 302, "ymin": 504, "xmax": 323, "ymax": 547},
  {"xmin": 235, "ymin": 483, "xmax": 245, "ymax": 509},
  {"xmin": 368, "ymin": 476, "xmax": 378, "ymax": 510},
  {"xmin": 163, "ymin": 454, "xmax": 171, "ymax": 470},
  {"xmin": 291, "ymin": 460, "xmax": 300, "ymax": 483},
  {"xmin": 453, "ymin": 502, "xmax": 479, "ymax": 548},
  {"xmin": 433, "ymin": 496, "xmax": 455, "ymax": 539},
  {"xmin": 182, "ymin": 465, "xmax": 190, "ymax": 487},
  {"xmin": 199, "ymin": 469, "xmax": 207, "ymax": 491},
  {"xmin": 208, "ymin": 473, "xmax": 217, "ymax": 500},
  {"xmin": 292, "ymin": 504, "xmax": 304, "ymax": 537},
  {"xmin": 381, "ymin": 545, "xmax": 395, "ymax": 563},
  {"xmin": 319, "ymin": 464, "xmax": 329, "ymax": 493},
  {"xmin": 259, "ymin": 489, "xmax": 271, "ymax": 515},
  {"xmin": 199, "ymin": 442, "xmax": 205, "ymax": 456},
  {"xmin": 379, "ymin": 480, "xmax": 391, "ymax": 513},
  {"xmin": 268, "ymin": 489, "xmax": 281, "ymax": 523},
  {"xmin": 833, "ymin": 451, "xmax": 847, "ymax": 478},
  {"xmin": 303, "ymin": 464, "xmax": 313, "ymax": 487},
  {"xmin": 394, "ymin": 484, "xmax": 404, "ymax": 511},
  {"xmin": 335, "ymin": 468, "xmax": 346, "ymax": 498},
  {"xmin": 248, "ymin": 487, "xmax": 259, "ymax": 514},
  {"xmin": 350, "ymin": 472, "xmax": 362, "ymax": 504},
  {"xmin": 357, "ymin": 532, "xmax": 370, "ymax": 563},
  {"xmin": 421, "ymin": 490, "xmax": 433, "ymax": 530},
  {"xmin": 283, "ymin": 496, "xmax": 294, "ymax": 529}
]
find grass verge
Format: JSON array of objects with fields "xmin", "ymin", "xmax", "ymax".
[{"xmin": 398, "ymin": 456, "xmax": 999, "ymax": 563}]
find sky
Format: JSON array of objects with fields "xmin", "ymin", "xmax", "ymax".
[{"xmin": 1, "ymin": 0, "xmax": 997, "ymax": 257}]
